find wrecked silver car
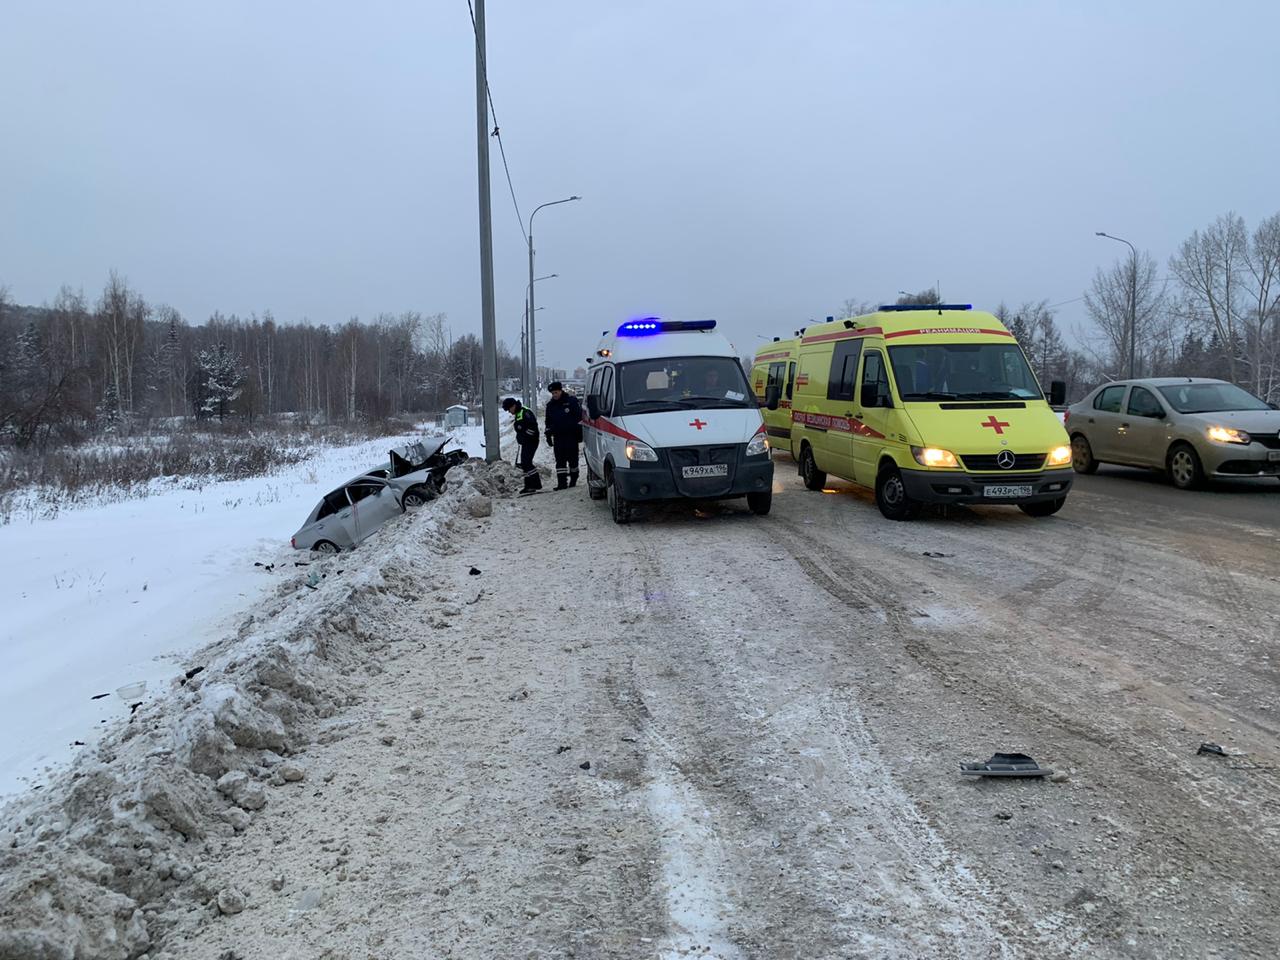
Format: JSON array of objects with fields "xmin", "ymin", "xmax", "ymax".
[{"xmin": 291, "ymin": 436, "xmax": 470, "ymax": 553}]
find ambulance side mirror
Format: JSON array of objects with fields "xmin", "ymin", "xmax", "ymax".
[
  {"xmin": 764, "ymin": 385, "xmax": 781, "ymax": 411},
  {"xmin": 1049, "ymin": 380, "xmax": 1067, "ymax": 406},
  {"xmin": 586, "ymin": 395, "xmax": 600, "ymax": 420}
]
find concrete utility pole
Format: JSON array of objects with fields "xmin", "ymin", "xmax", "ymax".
[
  {"xmin": 1096, "ymin": 231, "xmax": 1139, "ymax": 379},
  {"xmin": 527, "ymin": 197, "xmax": 580, "ymax": 408},
  {"xmin": 473, "ymin": 0, "xmax": 500, "ymax": 461}
]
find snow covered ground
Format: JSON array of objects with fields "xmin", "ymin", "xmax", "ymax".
[{"xmin": 0, "ymin": 424, "xmax": 486, "ymax": 797}]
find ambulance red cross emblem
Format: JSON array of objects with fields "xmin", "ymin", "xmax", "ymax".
[
  {"xmin": 980, "ymin": 415, "xmax": 1010, "ymax": 435},
  {"xmin": 689, "ymin": 418, "xmax": 707, "ymax": 430}
]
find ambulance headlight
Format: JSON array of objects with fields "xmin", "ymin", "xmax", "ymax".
[
  {"xmin": 625, "ymin": 440, "xmax": 658, "ymax": 462},
  {"xmin": 911, "ymin": 446, "xmax": 959, "ymax": 468},
  {"xmin": 1046, "ymin": 445, "xmax": 1072, "ymax": 466},
  {"xmin": 746, "ymin": 431, "xmax": 770, "ymax": 457}
]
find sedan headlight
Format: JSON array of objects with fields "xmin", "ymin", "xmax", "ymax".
[
  {"xmin": 911, "ymin": 446, "xmax": 959, "ymax": 468},
  {"xmin": 745, "ymin": 430, "xmax": 770, "ymax": 457},
  {"xmin": 1206, "ymin": 425, "xmax": 1251, "ymax": 445},
  {"xmin": 625, "ymin": 439, "xmax": 659, "ymax": 461},
  {"xmin": 1047, "ymin": 445, "xmax": 1072, "ymax": 466}
]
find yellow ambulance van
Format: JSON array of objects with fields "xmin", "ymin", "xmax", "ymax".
[
  {"xmin": 751, "ymin": 337, "xmax": 798, "ymax": 450},
  {"xmin": 777, "ymin": 304, "xmax": 1072, "ymax": 520}
]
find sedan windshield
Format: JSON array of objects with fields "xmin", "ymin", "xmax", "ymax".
[
  {"xmin": 887, "ymin": 342, "xmax": 1044, "ymax": 401},
  {"xmin": 618, "ymin": 356, "xmax": 754, "ymax": 412},
  {"xmin": 1157, "ymin": 382, "xmax": 1270, "ymax": 413}
]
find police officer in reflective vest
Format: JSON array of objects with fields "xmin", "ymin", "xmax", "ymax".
[
  {"xmin": 543, "ymin": 381, "xmax": 583, "ymax": 490},
  {"xmin": 502, "ymin": 397, "xmax": 542, "ymax": 494}
]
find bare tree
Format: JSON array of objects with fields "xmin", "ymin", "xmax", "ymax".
[
  {"xmin": 1168, "ymin": 213, "xmax": 1249, "ymax": 385},
  {"xmin": 838, "ymin": 297, "xmax": 877, "ymax": 319},
  {"xmin": 895, "ymin": 288, "xmax": 941, "ymax": 305},
  {"xmin": 1243, "ymin": 212, "xmax": 1280, "ymax": 400},
  {"xmin": 1084, "ymin": 250, "xmax": 1168, "ymax": 377}
]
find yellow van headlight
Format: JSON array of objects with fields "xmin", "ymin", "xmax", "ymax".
[
  {"xmin": 1047, "ymin": 445, "xmax": 1072, "ymax": 466},
  {"xmin": 911, "ymin": 446, "xmax": 959, "ymax": 468}
]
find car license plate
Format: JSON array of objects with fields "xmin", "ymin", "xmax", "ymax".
[
  {"xmin": 984, "ymin": 484, "xmax": 1033, "ymax": 499},
  {"xmin": 682, "ymin": 464, "xmax": 728, "ymax": 478},
  {"xmin": 1269, "ymin": 451, "xmax": 1280, "ymax": 462}
]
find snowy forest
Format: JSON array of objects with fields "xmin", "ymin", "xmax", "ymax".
[{"xmin": 0, "ymin": 273, "xmax": 526, "ymax": 450}]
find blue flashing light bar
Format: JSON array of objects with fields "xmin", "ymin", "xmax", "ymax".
[
  {"xmin": 878, "ymin": 303, "xmax": 973, "ymax": 312},
  {"xmin": 616, "ymin": 318, "xmax": 717, "ymax": 336}
]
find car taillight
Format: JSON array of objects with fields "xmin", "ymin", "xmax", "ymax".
[
  {"xmin": 290, "ymin": 536, "xmax": 296, "ymax": 548},
  {"xmin": 1062, "ymin": 409, "xmax": 1071, "ymax": 424}
]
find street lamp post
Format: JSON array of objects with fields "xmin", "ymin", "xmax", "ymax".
[
  {"xmin": 527, "ymin": 196, "xmax": 580, "ymax": 403},
  {"xmin": 522, "ymin": 275, "xmax": 557, "ymax": 406},
  {"xmin": 1096, "ymin": 232, "xmax": 1139, "ymax": 379}
]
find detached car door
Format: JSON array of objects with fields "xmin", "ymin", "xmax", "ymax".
[{"xmin": 345, "ymin": 479, "xmax": 401, "ymax": 543}]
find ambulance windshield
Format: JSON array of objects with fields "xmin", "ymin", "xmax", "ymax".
[
  {"xmin": 617, "ymin": 356, "xmax": 754, "ymax": 411},
  {"xmin": 888, "ymin": 343, "xmax": 1043, "ymax": 402}
]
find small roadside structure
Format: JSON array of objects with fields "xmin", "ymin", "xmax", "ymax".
[{"xmin": 445, "ymin": 404, "xmax": 469, "ymax": 428}]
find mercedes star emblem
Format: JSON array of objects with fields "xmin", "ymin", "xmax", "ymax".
[{"xmin": 996, "ymin": 450, "xmax": 1017, "ymax": 470}]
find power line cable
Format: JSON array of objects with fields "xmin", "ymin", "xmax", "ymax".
[{"xmin": 465, "ymin": 0, "xmax": 527, "ymax": 244}]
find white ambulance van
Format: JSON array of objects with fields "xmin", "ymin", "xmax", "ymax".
[{"xmin": 582, "ymin": 318, "xmax": 775, "ymax": 523}]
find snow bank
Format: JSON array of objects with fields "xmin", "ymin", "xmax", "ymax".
[
  {"xmin": 0, "ymin": 456, "xmax": 519, "ymax": 960},
  {"xmin": 0, "ymin": 427, "xmax": 485, "ymax": 798}
]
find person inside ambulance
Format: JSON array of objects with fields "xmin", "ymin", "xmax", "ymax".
[
  {"xmin": 947, "ymin": 354, "xmax": 987, "ymax": 396},
  {"xmin": 701, "ymin": 366, "xmax": 722, "ymax": 395}
]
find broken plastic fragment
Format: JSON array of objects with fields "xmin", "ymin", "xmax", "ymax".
[{"xmin": 959, "ymin": 752, "xmax": 1052, "ymax": 778}]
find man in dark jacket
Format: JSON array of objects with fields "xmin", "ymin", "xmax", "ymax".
[
  {"xmin": 502, "ymin": 397, "xmax": 542, "ymax": 494},
  {"xmin": 543, "ymin": 381, "xmax": 584, "ymax": 490}
]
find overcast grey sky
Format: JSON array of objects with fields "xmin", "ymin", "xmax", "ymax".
[{"xmin": 2, "ymin": 2, "xmax": 1278, "ymax": 370}]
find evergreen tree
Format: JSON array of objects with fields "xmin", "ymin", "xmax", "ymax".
[{"xmin": 196, "ymin": 342, "xmax": 244, "ymax": 421}]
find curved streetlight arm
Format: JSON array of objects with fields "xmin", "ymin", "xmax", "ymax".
[
  {"xmin": 529, "ymin": 196, "xmax": 582, "ymax": 240},
  {"xmin": 1095, "ymin": 231, "xmax": 1136, "ymax": 257}
]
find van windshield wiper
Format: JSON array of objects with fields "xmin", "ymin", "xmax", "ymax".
[
  {"xmin": 666, "ymin": 396, "xmax": 752, "ymax": 409},
  {"xmin": 954, "ymin": 391, "xmax": 1040, "ymax": 401},
  {"xmin": 622, "ymin": 399, "xmax": 685, "ymax": 412},
  {"xmin": 901, "ymin": 391, "xmax": 959, "ymax": 401}
]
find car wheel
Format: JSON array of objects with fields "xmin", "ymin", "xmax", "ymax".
[
  {"xmin": 801, "ymin": 444, "xmax": 827, "ymax": 491},
  {"xmin": 607, "ymin": 468, "xmax": 633, "ymax": 524},
  {"xmin": 875, "ymin": 465, "xmax": 921, "ymax": 521},
  {"xmin": 313, "ymin": 540, "xmax": 340, "ymax": 555},
  {"xmin": 746, "ymin": 490, "xmax": 772, "ymax": 516},
  {"xmin": 587, "ymin": 463, "xmax": 607, "ymax": 501},
  {"xmin": 1167, "ymin": 443, "xmax": 1204, "ymax": 490},
  {"xmin": 1019, "ymin": 497, "xmax": 1066, "ymax": 518},
  {"xmin": 1071, "ymin": 434, "xmax": 1098, "ymax": 474},
  {"xmin": 402, "ymin": 485, "xmax": 433, "ymax": 508}
]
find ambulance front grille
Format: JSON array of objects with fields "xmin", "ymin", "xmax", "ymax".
[{"xmin": 959, "ymin": 453, "xmax": 1046, "ymax": 471}]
